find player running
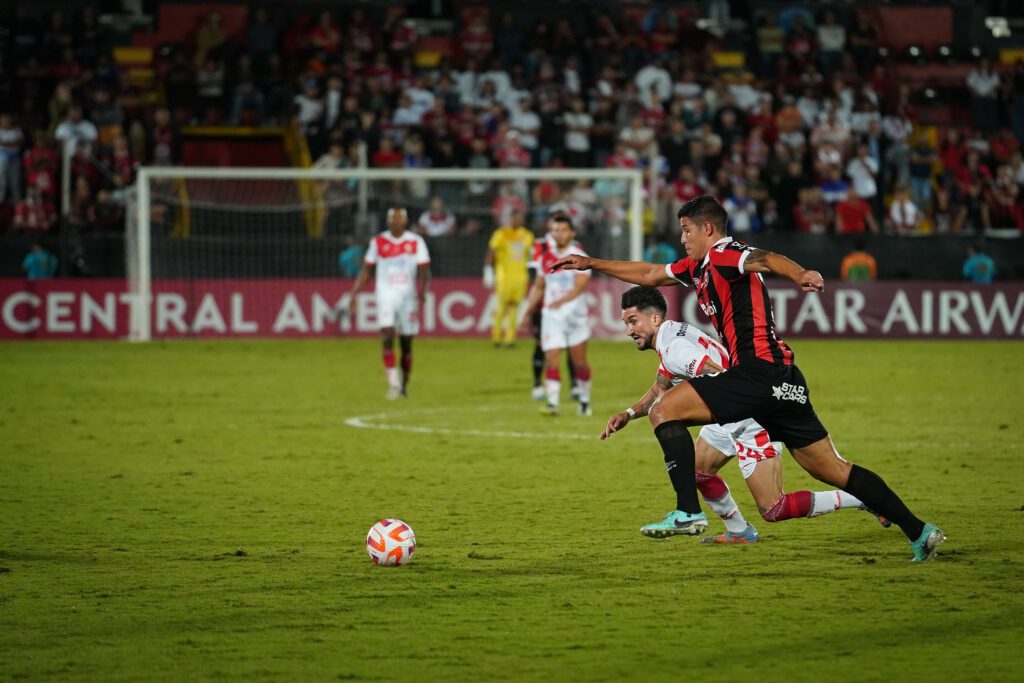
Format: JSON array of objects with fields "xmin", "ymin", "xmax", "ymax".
[
  {"xmin": 521, "ymin": 214, "xmax": 593, "ymax": 416},
  {"xmin": 347, "ymin": 207, "xmax": 431, "ymax": 400},
  {"xmin": 552, "ymin": 195, "xmax": 944, "ymax": 562},
  {"xmin": 527, "ymin": 213, "xmax": 578, "ymax": 402},
  {"xmin": 484, "ymin": 209, "xmax": 534, "ymax": 347},
  {"xmin": 603, "ymin": 286, "xmax": 879, "ymax": 544}
]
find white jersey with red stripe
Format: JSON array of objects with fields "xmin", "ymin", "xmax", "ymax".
[
  {"xmin": 654, "ymin": 319, "xmax": 783, "ymax": 479},
  {"xmin": 364, "ymin": 230, "xmax": 431, "ymax": 299},
  {"xmin": 536, "ymin": 242, "xmax": 590, "ymax": 316}
]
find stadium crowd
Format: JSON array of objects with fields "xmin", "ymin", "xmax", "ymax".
[{"xmin": 1, "ymin": 2, "xmax": 1023, "ymax": 245}]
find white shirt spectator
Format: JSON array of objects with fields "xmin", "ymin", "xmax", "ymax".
[
  {"xmin": 797, "ymin": 96, "xmax": 821, "ymax": 130},
  {"xmin": 966, "ymin": 68, "xmax": 1000, "ymax": 98},
  {"xmin": 509, "ymin": 108, "xmax": 541, "ymax": 150},
  {"xmin": 564, "ymin": 111, "xmax": 593, "ymax": 152},
  {"xmin": 293, "ymin": 94, "xmax": 324, "ymax": 134},
  {"xmin": 881, "ymin": 115, "xmax": 912, "ymax": 144},
  {"xmin": 393, "ymin": 104, "xmax": 423, "ymax": 127},
  {"xmin": 817, "ymin": 25, "xmax": 846, "ymax": 52},
  {"xmin": 888, "ymin": 198, "xmax": 921, "ymax": 233},
  {"xmin": 850, "ymin": 110, "xmax": 881, "ymax": 137},
  {"xmin": 54, "ymin": 118, "xmax": 98, "ymax": 156},
  {"xmin": 480, "ymin": 69, "xmax": 511, "ymax": 101},
  {"xmin": 635, "ymin": 64, "xmax": 672, "ymax": 103},
  {"xmin": 404, "ymin": 87, "xmax": 436, "ymax": 117},
  {"xmin": 673, "ymin": 79, "xmax": 703, "ymax": 100},
  {"xmin": 418, "ymin": 209, "xmax": 456, "ymax": 237},
  {"xmin": 846, "ymin": 155, "xmax": 879, "ymax": 198}
]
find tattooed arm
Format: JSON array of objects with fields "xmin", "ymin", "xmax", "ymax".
[
  {"xmin": 742, "ymin": 248, "xmax": 824, "ymax": 292},
  {"xmin": 600, "ymin": 372, "xmax": 674, "ymax": 440}
]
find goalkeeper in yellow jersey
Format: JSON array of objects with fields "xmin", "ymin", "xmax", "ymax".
[{"xmin": 484, "ymin": 210, "xmax": 534, "ymax": 347}]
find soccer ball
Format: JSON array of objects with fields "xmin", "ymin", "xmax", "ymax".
[{"xmin": 366, "ymin": 519, "xmax": 416, "ymax": 566}]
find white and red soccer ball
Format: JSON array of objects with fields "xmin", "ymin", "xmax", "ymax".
[{"xmin": 366, "ymin": 519, "xmax": 416, "ymax": 566}]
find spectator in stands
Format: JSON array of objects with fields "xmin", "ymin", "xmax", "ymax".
[
  {"xmin": 293, "ymin": 79, "xmax": 325, "ymax": 140},
  {"xmin": 835, "ymin": 187, "xmax": 879, "ymax": 235},
  {"xmin": 963, "ymin": 243, "xmax": 996, "ymax": 283},
  {"xmin": 723, "ymin": 182, "xmax": 760, "ymax": 233},
  {"xmin": 644, "ymin": 235, "xmax": 677, "ymax": 264},
  {"xmin": 229, "ymin": 54, "xmax": 265, "ymax": 125},
  {"xmin": 619, "ymin": 113, "xmax": 656, "ymax": 161},
  {"xmin": 881, "ymin": 105, "xmax": 912, "ymax": 193},
  {"xmin": 22, "ymin": 243, "xmax": 57, "ymax": 280},
  {"xmin": 962, "ymin": 180, "xmax": 991, "ymax": 232},
  {"xmin": 930, "ymin": 185, "xmax": 963, "ymax": 234},
  {"xmin": 794, "ymin": 187, "xmax": 831, "ymax": 234},
  {"xmin": 12, "ymin": 186, "xmax": 57, "ymax": 233},
  {"xmin": 846, "ymin": 142, "xmax": 880, "ymax": 218},
  {"xmin": 785, "ymin": 13, "xmax": 816, "ymax": 70},
  {"xmin": 0, "ymin": 113, "xmax": 24, "ymax": 206},
  {"xmin": 148, "ymin": 108, "xmax": 180, "ymax": 166},
  {"xmin": 988, "ymin": 164, "xmax": 1024, "ymax": 229},
  {"xmin": 54, "ymin": 105, "xmax": 97, "ymax": 158},
  {"xmin": 563, "ymin": 98, "xmax": 593, "ymax": 168},
  {"xmin": 338, "ymin": 237, "xmax": 365, "ymax": 278},
  {"xmin": 417, "ymin": 197, "xmax": 457, "ymax": 237},
  {"xmin": 90, "ymin": 88, "xmax": 124, "ymax": 147},
  {"xmin": 87, "ymin": 188, "xmax": 123, "ymax": 231},
  {"xmin": 908, "ymin": 136, "xmax": 937, "ymax": 212},
  {"xmin": 967, "ymin": 57, "xmax": 1001, "ymax": 134},
  {"xmin": 819, "ymin": 166, "xmax": 849, "ymax": 206},
  {"xmin": 509, "ymin": 98, "xmax": 541, "ymax": 165},
  {"xmin": 246, "ymin": 7, "xmax": 280, "ymax": 67},
  {"xmin": 193, "ymin": 11, "xmax": 226, "ymax": 67},
  {"xmin": 195, "ymin": 58, "xmax": 226, "ymax": 124},
  {"xmin": 887, "ymin": 186, "xmax": 922, "ymax": 235},
  {"xmin": 816, "ymin": 9, "xmax": 846, "ymax": 77},
  {"xmin": 840, "ymin": 241, "xmax": 877, "ymax": 282}
]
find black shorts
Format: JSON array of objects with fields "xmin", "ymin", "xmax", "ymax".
[{"xmin": 689, "ymin": 360, "xmax": 829, "ymax": 449}]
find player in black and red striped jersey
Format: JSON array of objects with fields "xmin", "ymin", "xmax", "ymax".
[{"xmin": 552, "ymin": 195, "xmax": 945, "ymax": 562}]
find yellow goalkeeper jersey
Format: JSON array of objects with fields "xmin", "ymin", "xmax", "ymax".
[{"xmin": 488, "ymin": 225, "xmax": 534, "ymax": 289}]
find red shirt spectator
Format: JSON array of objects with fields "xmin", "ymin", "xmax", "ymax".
[
  {"xmin": 346, "ymin": 9, "xmax": 376, "ymax": 55},
  {"xmin": 461, "ymin": 14, "xmax": 494, "ymax": 60},
  {"xmin": 672, "ymin": 178, "xmax": 704, "ymax": 204},
  {"xmin": 14, "ymin": 190, "xmax": 57, "ymax": 232},
  {"xmin": 835, "ymin": 193, "xmax": 877, "ymax": 234},
  {"xmin": 371, "ymin": 139, "xmax": 403, "ymax": 168},
  {"xmin": 309, "ymin": 11, "xmax": 341, "ymax": 53}
]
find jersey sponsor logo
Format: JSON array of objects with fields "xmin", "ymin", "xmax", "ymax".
[
  {"xmin": 377, "ymin": 238, "xmax": 419, "ymax": 258},
  {"xmin": 771, "ymin": 382, "xmax": 807, "ymax": 404}
]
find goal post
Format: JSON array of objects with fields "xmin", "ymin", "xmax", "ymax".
[{"xmin": 127, "ymin": 166, "xmax": 645, "ymax": 342}]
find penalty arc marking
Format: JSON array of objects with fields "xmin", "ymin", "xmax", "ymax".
[{"xmin": 343, "ymin": 407, "xmax": 597, "ymax": 441}]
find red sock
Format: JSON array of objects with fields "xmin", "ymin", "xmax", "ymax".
[
  {"xmin": 575, "ymin": 365, "xmax": 591, "ymax": 381},
  {"xmin": 762, "ymin": 491, "xmax": 813, "ymax": 522},
  {"xmin": 382, "ymin": 348, "xmax": 396, "ymax": 368},
  {"xmin": 695, "ymin": 471, "xmax": 728, "ymax": 500},
  {"xmin": 545, "ymin": 367, "xmax": 560, "ymax": 381}
]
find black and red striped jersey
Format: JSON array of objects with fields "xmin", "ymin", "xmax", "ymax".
[{"xmin": 665, "ymin": 236, "xmax": 794, "ymax": 367}]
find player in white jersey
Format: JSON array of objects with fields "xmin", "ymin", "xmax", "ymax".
[
  {"xmin": 521, "ymin": 214, "xmax": 593, "ymax": 416},
  {"xmin": 601, "ymin": 286, "xmax": 878, "ymax": 543},
  {"xmin": 347, "ymin": 208, "xmax": 431, "ymax": 399}
]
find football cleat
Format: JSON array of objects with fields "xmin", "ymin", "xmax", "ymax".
[
  {"xmin": 531, "ymin": 386, "xmax": 546, "ymax": 401},
  {"xmin": 910, "ymin": 523, "xmax": 946, "ymax": 563},
  {"xmin": 577, "ymin": 402, "xmax": 593, "ymax": 416},
  {"xmin": 540, "ymin": 403, "xmax": 559, "ymax": 416},
  {"xmin": 640, "ymin": 510, "xmax": 709, "ymax": 538},
  {"xmin": 570, "ymin": 386, "xmax": 581, "ymax": 402},
  {"xmin": 385, "ymin": 385, "xmax": 404, "ymax": 401},
  {"xmin": 700, "ymin": 523, "xmax": 761, "ymax": 544}
]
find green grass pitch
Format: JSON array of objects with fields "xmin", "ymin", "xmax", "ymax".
[{"xmin": 2, "ymin": 338, "xmax": 1023, "ymax": 681}]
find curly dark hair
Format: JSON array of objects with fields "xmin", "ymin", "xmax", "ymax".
[
  {"xmin": 620, "ymin": 286, "xmax": 667, "ymax": 315},
  {"xmin": 677, "ymin": 195, "xmax": 728, "ymax": 234}
]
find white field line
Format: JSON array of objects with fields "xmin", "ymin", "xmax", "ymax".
[{"xmin": 343, "ymin": 406, "xmax": 602, "ymax": 441}]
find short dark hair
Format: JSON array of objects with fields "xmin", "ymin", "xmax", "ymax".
[
  {"xmin": 551, "ymin": 214, "xmax": 575, "ymax": 231},
  {"xmin": 677, "ymin": 195, "xmax": 728, "ymax": 234},
  {"xmin": 621, "ymin": 286, "xmax": 667, "ymax": 315}
]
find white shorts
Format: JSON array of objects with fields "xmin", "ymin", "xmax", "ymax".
[
  {"xmin": 540, "ymin": 309, "xmax": 590, "ymax": 351},
  {"xmin": 377, "ymin": 294, "xmax": 419, "ymax": 336},
  {"xmin": 697, "ymin": 419, "xmax": 783, "ymax": 480}
]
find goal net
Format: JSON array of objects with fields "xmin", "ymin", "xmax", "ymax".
[{"xmin": 126, "ymin": 167, "xmax": 645, "ymax": 341}]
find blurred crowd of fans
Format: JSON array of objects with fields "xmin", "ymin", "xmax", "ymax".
[{"xmin": 1, "ymin": 2, "xmax": 1023, "ymax": 248}]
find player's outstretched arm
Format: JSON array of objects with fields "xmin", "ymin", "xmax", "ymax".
[
  {"xmin": 743, "ymin": 249, "xmax": 824, "ymax": 292},
  {"xmin": 600, "ymin": 373, "xmax": 671, "ymax": 440},
  {"xmin": 550, "ymin": 255, "xmax": 677, "ymax": 287}
]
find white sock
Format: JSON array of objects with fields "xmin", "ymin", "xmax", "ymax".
[
  {"xmin": 545, "ymin": 378, "xmax": 560, "ymax": 406},
  {"xmin": 576, "ymin": 378, "xmax": 591, "ymax": 404},
  {"xmin": 386, "ymin": 368, "xmax": 401, "ymax": 388},
  {"xmin": 809, "ymin": 490, "xmax": 864, "ymax": 517},
  {"xmin": 703, "ymin": 491, "xmax": 750, "ymax": 533}
]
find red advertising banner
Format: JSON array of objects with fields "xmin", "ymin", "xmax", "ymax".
[{"xmin": 0, "ymin": 278, "xmax": 1021, "ymax": 340}]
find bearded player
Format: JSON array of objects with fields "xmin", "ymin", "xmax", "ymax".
[
  {"xmin": 347, "ymin": 207, "xmax": 431, "ymax": 400},
  {"xmin": 603, "ymin": 286, "xmax": 884, "ymax": 543},
  {"xmin": 553, "ymin": 195, "xmax": 943, "ymax": 562}
]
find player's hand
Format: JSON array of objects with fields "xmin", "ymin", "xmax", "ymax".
[
  {"xmin": 600, "ymin": 412, "xmax": 631, "ymax": 440},
  {"xmin": 548, "ymin": 299, "xmax": 562, "ymax": 310},
  {"xmin": 549, "ymin": 254, "xmax": 592, "ymax": 272},
  {"xmin": 797, "ymin": 269, "xmax": 824, "ymax": 292}
]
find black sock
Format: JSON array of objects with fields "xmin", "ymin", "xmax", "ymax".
[
  {"xmin": 845, "ymin": 464, "xmax": 925, "ymax": 541},
  {"xmin": 532, "ymin": 345, "xmax": 544, "ymax": 386},
  {"xmin": 654, "ymin": 421, "xmax": 701, "ymax": 514},
  {"xmin": 567, "ymin": 355, "xmax": 577, "ymax": 388}
]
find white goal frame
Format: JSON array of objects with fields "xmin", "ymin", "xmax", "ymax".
[{"xmin": 128, "ymin": 166, "xmax": 645, "ymax": 341}]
